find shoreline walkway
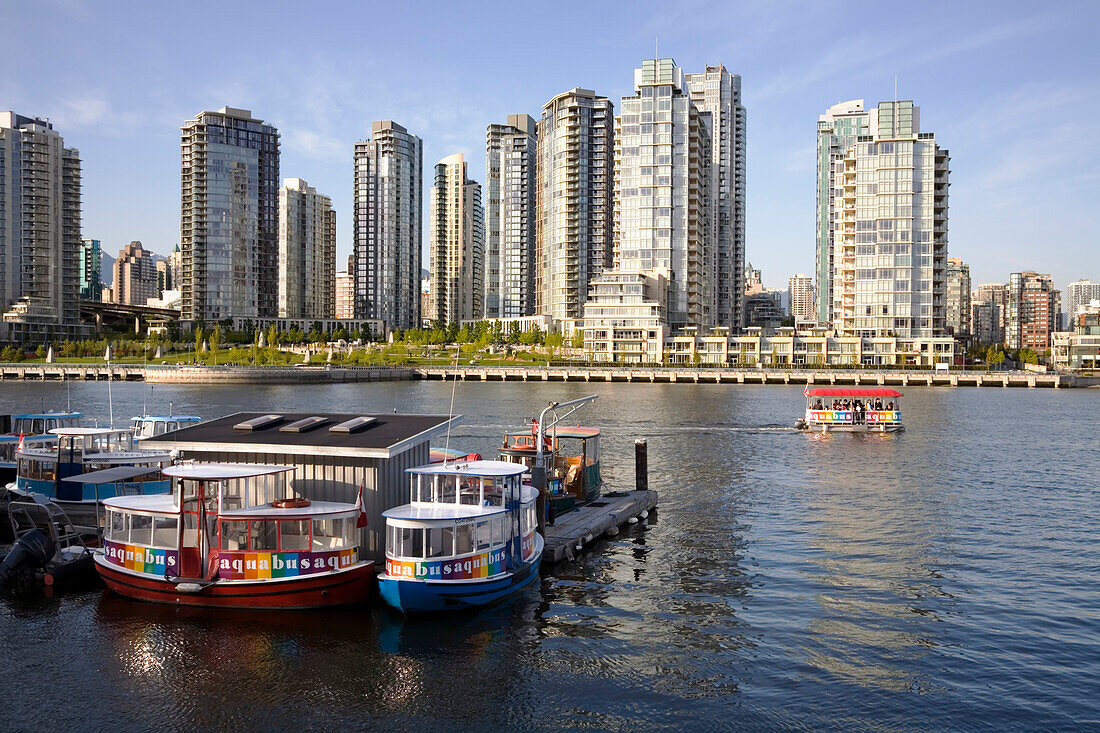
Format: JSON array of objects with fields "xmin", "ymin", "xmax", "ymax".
[{"xmin": 0, "ymin": 364, "xmax": 1093, "ymax": 388}]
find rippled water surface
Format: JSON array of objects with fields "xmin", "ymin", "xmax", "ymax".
[{"xmin": 2, "ymin": 380, "xmax": 1098, "ymax": 730}]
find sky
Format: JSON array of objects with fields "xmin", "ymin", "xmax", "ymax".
[{"xmin": 2, "ymin": 0, "xmax": 1098, "ymax": 293}]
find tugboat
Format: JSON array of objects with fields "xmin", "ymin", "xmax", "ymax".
[
  {"xmin": 377, "ymin": 460, "xmax": 542, "ymax": 613},
  {"xmin": 498, "ymin": 395, "xmax": 602, "ymax": 516},
  {"xmin": 93, "ymin": 463, "xmax": 374, "ymax": 609},
  {"xmin": 798, "ymin": 387, "xmax": 905, "ymax": 433}
]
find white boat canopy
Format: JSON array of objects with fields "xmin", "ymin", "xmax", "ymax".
[
  {"xmin": 407, "ymin": 460, "xmax": 527, "ymax": 478},
  {"xmin": 382, "ymin": 503, "xmax": 508, "ymax": 521},
  {"xmin": 163, "ymin": 463, "xmax": 296, "ymax": 480},
  {"xmin": 49, "ymin": 427, "xmax": 129, "ymax": 437}
]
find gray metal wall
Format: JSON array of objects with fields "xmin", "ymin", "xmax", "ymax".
[{"xmin": 179, "ymin": 441, "xmax": 429, "ymax": 564}]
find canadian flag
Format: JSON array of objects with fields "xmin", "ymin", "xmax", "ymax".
[
  {"xmin": 17, "ymin": 432, "xmax": 24, "ymax": 452},
  {"xmin": 355, "ymin": 484, "xmax": 368, "ymax": 528}
]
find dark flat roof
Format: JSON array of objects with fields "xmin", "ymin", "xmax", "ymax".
[{"xmin": 141, "ymin": 412, "xmax": 459, "ymax": 459}]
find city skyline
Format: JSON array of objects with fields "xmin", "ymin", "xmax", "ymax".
[{"xmin": 2, "ymin": 1, "xmax": 1097, "ymax": 295}]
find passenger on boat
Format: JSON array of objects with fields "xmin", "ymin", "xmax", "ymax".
[{"xmin": 813, "ymin": 399, "xmax": 824, "ymax": 409}]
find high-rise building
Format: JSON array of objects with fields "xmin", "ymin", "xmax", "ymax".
[
  {"xmin": 353, "ymin": 121, "xmax": 422, "ymax": 329},
  {"xmin": 815, "ymin": 99, "xmax": 950, "ymax": 338},
  {"xmin": 685, "ymin": 65, "xmax": 746, "ymax": 329},
  {"xmin": 485, "ymin": 115, "xmax": 537, "ymax": 319},
  {"xmin": 168, "ymin": 243, "xmax": 182, "ymax": 294},
  {"xmin": 1006, "ymin": 271, "xmax": 1060, "ymax": 350},
  {"xmin": 180, "ymin": 107, "xmax": 280, "ymax": 321},
  {"xmin": 278, "ymin": 178, "xmax": 335, "ymax": 319},
  {"xmin": 815, "ymin": 100, "xmax": 870, "ymax": 324},
  {"xmin": 945, "ymin": 257, "xmax": 971, "ymax": 337},
  {"xmin": 0, "ymin": 112, "xmax": 83, "ymax": 341},
  {"xmin": 972, "ymin": 283, "xmax": 1007, "ymax": 345},
  {"xmin": 615, "ymin": 58, "xmax": 714, "ymax": 331},
  {"xmin": 429, "ymin": 154, "xmax": 484, "ymax": 324},
  {"xmin": 536, "ymin": 88, "xmax": 615, "ymax": 321},
  {"xmin": 334, "ymin": 271, "xmax": 354, "ymax": 320},
  {"xmin": 112, "ymin": 241, "xmax": 157, "ymax": 305},
  {"xmin": 80, "ymin": 239, "xmax": 102, "ymax": 301},
  {"xmin": 788, "ymin": 273, "xmax": 815, "ymax": 321},
  {"xmin": 156, "ymin": 260, "xmax": 171, "ymax": 298},
  {"xmin": 1066, "ymin": 279, "xmax": 1100, "ymax": 326}
]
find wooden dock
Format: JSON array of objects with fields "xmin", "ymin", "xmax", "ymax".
[{"xmin": 542, "ymin": 490, "xmax": 658, "ymax": 564}]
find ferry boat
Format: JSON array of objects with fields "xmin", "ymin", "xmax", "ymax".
[
  {"xmin": 131, "ymin": 414, "xmax": 203, "ymax": 441},
  {"xmin": 498, "ymin": 396, "xmax": 602, "ymax": 514},
  {"xmin": 797, "ymin": 387, "xmax": 904, "ymax": 433},
  {"xmin": 378, "ymin": 460, "xmax": 543, "ymax": 613},
  {"xmin": 93, "ymin": 463, "xmax": 374, "ymax": 609},
  {"xmin": 13, "ymin": 428, "xmax": 173, "ymax": 526},
  {"xmin": 0, "ymin": 412, "xmax": 83, "ymax": 482}
]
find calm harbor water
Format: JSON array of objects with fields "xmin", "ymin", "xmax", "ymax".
[{"xmin": 1, "ymin": 380, "xmax": 1098, "ymax": 731}]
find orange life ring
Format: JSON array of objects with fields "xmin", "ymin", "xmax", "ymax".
[{"xmin": 270, "ymin": 497, "xmax": 312, "ymax": 509}]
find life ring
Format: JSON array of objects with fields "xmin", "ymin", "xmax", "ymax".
[{"xmin": 270, "ymin": 497, "xmax": 311, "ymax": 509}]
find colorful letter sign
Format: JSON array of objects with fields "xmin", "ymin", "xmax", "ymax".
[
  {"xmin": 104, "ymin": 541, "xmax": 178, "ymax": 575},
  {"xmin": 385, "ymin": 547, "xmax": 506, "ymax": 581},
  {"xmin": 216, "ymin": 548, "xmax": 359, "ymax": 580}
]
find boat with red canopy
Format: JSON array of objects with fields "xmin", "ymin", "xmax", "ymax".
[{"xmin": 797, "ymin": 387, "xmax": 904, "ymax": 433}]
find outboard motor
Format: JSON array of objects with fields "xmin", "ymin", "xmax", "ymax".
[{"xmin": 0, "ymin": 528, "xmax": 56, "ymax": 588}]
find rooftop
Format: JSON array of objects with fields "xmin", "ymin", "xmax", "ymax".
[{"xmin": 142, "ymin": 411, "xmax": 459, "ymax": 459}]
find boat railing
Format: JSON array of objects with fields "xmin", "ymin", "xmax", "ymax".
[{"xmin": 805, "ymin": 408, "xmax": 902, "ymax": 424}]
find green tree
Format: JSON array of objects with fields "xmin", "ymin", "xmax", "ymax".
[
  {"xmin": 35, "ymin": 344, "xmax": 46, "ymax": 359},
  {"xmin": 507, "ymin": 321, "xmax": 521, "ymax": 344},
  {"xmin": 210, "ymin": 325, "xmax": 222, "ymax": 353},
  {"xmin": 195, "ymin": 325, "xmax": 205, "ymax": 354},
  {"xmin": 571, "ymin": 330, "xmax": 584, "ymax": 349}
]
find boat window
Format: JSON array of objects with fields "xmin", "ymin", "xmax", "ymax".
[
  {"xmin": 396, "ymin": 526, "xmax": 425, "ymax": 558},
  {"xmin": 130, "ymin": 514, "xmax": 153, "ymax": 546},
  {"xmin": 220, "ymin": 520, "xmax": 249, "ymax": 551},
  {"xmin": 251, "ymin": 520, "xmax": 278, "ymax": 551},
  {"xmin": 454, "ymin": 523, "xmax": 474, "ymax": 556},
  {"xmin": 438, "ymin": 476, "xmax": 457, "ymax": 504},
  {"xmin": 476, "ymin": 520, "xmax": 492, "ymax": 551},
  {"xmin": 492, "ymin": 516, "xmax": 505, "ymax": 546},
  {"xmin": 343, "ymin": 517, "xmax": 358, "ymax": 547},
  {"xmin": 459, "ymin": 479, "xmax": 481, "ymax": 505},
  {"xmin": 219, "ymin": 479, "xmax": 245, "ymax": 512},
  {"xmin": 31, "ymin": 419, "xmax": 44, "ymax": 435},
  {"xmin": 153, "ymin": 516, "xmax": 178, "ymax": 548},
  {"xmin": 108, "ymin": 511, "xmax": 126, "ymax": 542},
  {"xmin": 313, "ymin": 517, "xmax": 346, "ymax": 550},
  {"xmin": 413, "ymin": 475, "xmax": 430, "ymax": 502},
  {"xmin": 426, "ymin": 525, "xmax": 454, "ymax": 558},
  {"xmin": 279, "ymin": 519, "xmax": 310, "ymax": 551}
]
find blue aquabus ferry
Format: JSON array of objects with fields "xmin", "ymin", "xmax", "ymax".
[{"xmin": 378, "ymin": 460, "xmax": 543, "ymax": 613}]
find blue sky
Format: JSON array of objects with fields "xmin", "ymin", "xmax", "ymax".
[{"xmin": 3, "ymin": 0, "xmax": 1097, "ymax": 292}]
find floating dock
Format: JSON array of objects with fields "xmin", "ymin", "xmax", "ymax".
[{"xmin": 542, "ymin": 489, "xmax": 658, "ymax": 564}]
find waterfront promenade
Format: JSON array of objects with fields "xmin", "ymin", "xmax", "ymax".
[{"xmin": 0, "ymin": 363, "xmax": 1095, "ymax": 387}]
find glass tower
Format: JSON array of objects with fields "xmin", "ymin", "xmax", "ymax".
[
  {"xmin": 180, "ymin": 107, "xmax": 280, "ymax": 321},
  {"xmin": 485, "ymin": 115, "xmax": 536, "ymax": 318},
  {"xmin": 353, "ymin": 121, "xmax": 422, "ymax": 329}
]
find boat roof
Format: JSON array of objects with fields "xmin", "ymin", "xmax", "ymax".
[
  {"xmin": 60, "ymin": 465, "xmax": 164, "ymax": 484},
  {"xmin": 13, "ymin": 412, "xmax": 82, "ymax": 420},
  {"xmin": 547, "ymin": 426, "xmax": 599, "ymax": 438},
  {"xmin": 103, "ymin": 494, "xmax": 176, "ymax": 512},
  {"xmin": 141, "ymin": 411, "xmax": 459, "ymax": 459},
  {"xmin": 132, "ymin": 415, "xmax": 202, "ymax": 422},
  {"xmin": 220, "ymin": 500, "xmax": 354, "ymax": 518},
  {"xmin": 407, "ymin": 460, "xmax": 527, "ymax": 478},
  {"xmin": 804, "ymin": 387, "xmax": 903, "ymax": 398},
  {"xmin": 383, "ymin": 503, "xmax": 507, "ymax": 521},
  {"xmin": 50, "ymin": 427, "xmax": 129, "ymax": 436},
  {"xmin": 163, "ymin": 463, "xmax": 295, "ymax": 480}
]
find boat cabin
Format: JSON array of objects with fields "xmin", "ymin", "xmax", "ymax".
[
  {"xmin": 499, "ymin": 425, "xmax": 602, "ymax": 509},
  {"xmin": 382, "ymin": 461, "xmax": 538, "ymax": 582},
  {"xmin": 101, "ymin": 464, "xmax": 363, "ymax": 583},
  {"xmin": 16, "ymin": 427, "xmax": 173, "ymax": 502},
  {"xmin": 802, "ymin": 388, "xmax": 904, "ymax": 433},
  {"xmin": 9, "ymin": 411, "xmax": 83, "ymax": 436},
  {"xmin": 131, "ymin": 415, "xmax": 203, "ymax": 441}
]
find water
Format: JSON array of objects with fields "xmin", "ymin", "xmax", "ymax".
[{"xmin": 1, "ymin": 380, "xmax": 1098, "ymax": 730}]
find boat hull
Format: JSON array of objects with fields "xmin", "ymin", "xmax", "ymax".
[
  {"xmin": 378, "ymin": 549, "xmax": 542, "ymax": 614},
  {"xmin": 94, "ymin": 555, "xmax": 375, "ymax": 610}
]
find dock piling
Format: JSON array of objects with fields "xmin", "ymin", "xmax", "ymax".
[{"xmin": 635, "ymin": 439, "xmax": 648, "ymax": 492}]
